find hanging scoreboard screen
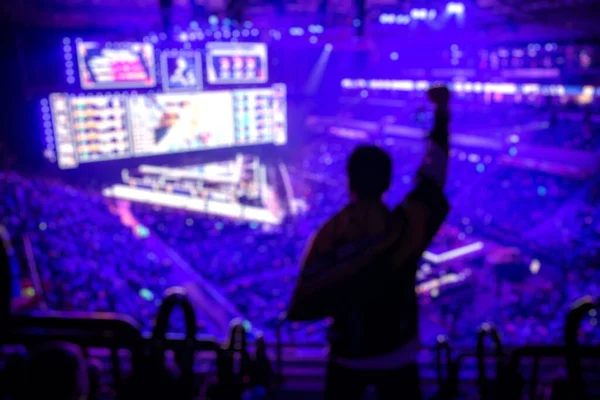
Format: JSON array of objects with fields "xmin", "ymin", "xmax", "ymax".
[
  {"xmin": 76, "ymin": 41, "xmax": 157, "ymax": 89},
  {"xmin": 206, "ymin": 42, "xmax": 268, "ymax": 85},
  {"xmin": 46, "ymin": 85, "xmax": 287, "ymax": 169}
]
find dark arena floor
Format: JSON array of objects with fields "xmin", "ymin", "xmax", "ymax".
[{"xmin": 1, "ymin": 1, "xmax": 600, "ymax": 399}]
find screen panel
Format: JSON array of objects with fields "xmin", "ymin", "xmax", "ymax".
[
  {"xmin": 233, "ymin": 84, "xmax": 287, "ymax": 146},
  {"xmin": 47, "ymin": 85, "xmax": 287, "ymax": 169},
  {"xmin": 128, "ymin": 91, "xmax": 236, "ymax": 156},
  {"xmin": 160, "ymin": 50, "xmax": 203, "ymax": 92},
  {"xmin": 206, "ymin": 42, "xmax": 268, "ymax": 85},
  {"xmin": 76, "ymin": 41, "xmax": 157, "ymax": 89}
]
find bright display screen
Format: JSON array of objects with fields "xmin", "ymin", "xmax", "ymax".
[
  {"xmin": 206, "ymin": 42, "xmax": 268, "ymax": 85},
  {"xmin": 160, "ymin": 50, "xmax": 203, "ymax": 92},
  {"xmin": 48, "ymin": 85, "xmax": 287, "ymax": 169},
  {"xmin": 128, "ymin": 91, "xmax": 235, "ymax": 155},
  {"xmin": 76, "ymin": 41, "xmax": 157, "ymax": 89}
]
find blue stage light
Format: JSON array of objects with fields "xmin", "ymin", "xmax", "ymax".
[
  {"xmin": 62, "ymin": 37, "xmax": 71, "ymax": 45},
  {"xmin": 309, "ymin": 36, "xmax": 318, "ymax": 44},
  {"xmin": 136, "ymin": 225, "xmax": 150, "ymax": 238},
  {"xmin": 390, "ymin": 52, "xmax": 399, "ymax": 61},
  {"xmin": 209, "ymin": 15, "xmax": 219, "ymax": 25},
  {"xmin": 139, "ymin": 288, "xmax": 154, "ymax": 301},
  {"xmin": 537, "ymin": 186, "xmax": 547, "ymax": 196}
]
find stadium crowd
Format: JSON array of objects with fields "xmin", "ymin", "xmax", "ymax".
[{"xmin": 1, "ymin": 90, "xmax": 598, "ymax": 350}]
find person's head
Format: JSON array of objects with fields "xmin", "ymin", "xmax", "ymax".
[
  {"xmin": 27, "ymin": 342, "xmax": 89, "ymax": 400},
  {"xmin": 347, "ymin": 145, "xmax": 392, "ymax": 200},
  {"xmin": 176, "ymin": 57, "xmax": 188, "ymax": 69}
]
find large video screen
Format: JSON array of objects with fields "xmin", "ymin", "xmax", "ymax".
[
  {"xmin": 128, "ymin": 92, "xmax": 235, "ymax": 155},
  {"xmin": 46, "ymin": 85, "xmax": 287, "ymax": 169},
  {"xmin": 76, "ymin": 41, "xmax": 157, "ymax": 89},
  {"xmin": 206, "ymin": 42, "xmax": 268, "ymax": 85}
]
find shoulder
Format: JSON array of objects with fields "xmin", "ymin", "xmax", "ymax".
[{"xmin": 312, "ymin": 207, "xmax": 348, "ymax": 252}]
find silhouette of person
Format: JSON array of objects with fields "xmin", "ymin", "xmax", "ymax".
[
  {"xmin": 27, "ymin": 342, "xmax": 89, "ymax": 400},
  {"xmin": 170, "ymin": 57, "xmax": 197, "ymax": 88},
  {"xmin": 288, "ymin": 86, "xmax": 452, "ymax": 399}
]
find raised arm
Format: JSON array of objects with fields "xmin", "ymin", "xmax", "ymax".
[
  {"xmin": 392, "ymin": 86, "xmax": 451, "ymax": 258},
  {"xmin": 416, "ymin": 85, "xmax": 450, "ymax": 190}
]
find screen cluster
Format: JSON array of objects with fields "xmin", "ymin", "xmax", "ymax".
[
  {"xmin": 44, "ymin": 39, "xmax": 285, "ymax": 169},
  {"xmin": 50, "ymin": 85, "xmax": 286, "ymax": 169}
]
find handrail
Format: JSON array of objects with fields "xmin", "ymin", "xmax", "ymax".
[
  {"xmin": 276, "ymin": 312, "xmax": 286, "ymax": 386},
  {"xmin": 565, "ymin": 296, "xmax": 598, "ymax": 400},
  {"xmin": 0, "ymin": 227, "xmax": 11, "ymax": 345},
  {"xmin": 435, "ymin": 335, "xmax": 451, "ymax": 390},
  {"xmin": 7, "ymin": 311, "xmax": 143, "ymax": 345},
  {"xmin": 434, "ymin": 335, "xmax": 459, "ymax": 400},
  {"xmin": 6, "ymin": 311, "xmax": 145, "ymax": 387},
  {"xmin": 149, "ymin": 288, "xmax": 200, "ymax": 400},
  {"xmin": 152, "ymin": 287, "xmax": 197, "ymax": 346},
  {"xmin": 476, "ymin": 323, "xmax": 503, "ymax": 400}
]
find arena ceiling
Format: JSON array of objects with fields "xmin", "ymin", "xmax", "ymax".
[{"xmin": 1, "ymin": 0, "xmax": 600, "ymax": 40}]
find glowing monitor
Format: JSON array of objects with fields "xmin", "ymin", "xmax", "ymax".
[
  {"xmin": 160, "ymin": 50, "xmax": 203, "ymax": 92},
  {"xmin": 46, "ymin": 85, "xmax": 287, "ymax": 169},
  {"xmin": 128, "ymin": 91, "xmax": 236, "ymax": 156},
  {"xmin": 206, "ymin": 42, "xmax": 268, "ymax": 85},
  {"xmin": 76, "ymin": 41, "xmax": 156, "ymax": 89}
]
